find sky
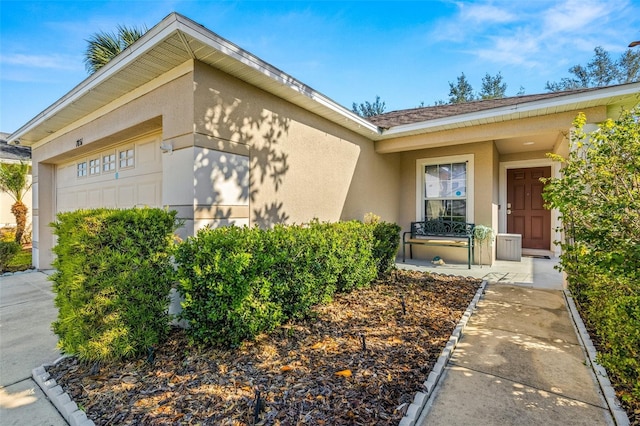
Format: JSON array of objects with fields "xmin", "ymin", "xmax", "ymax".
[{"xmin": 1, "ymin": 0, "xmax": 639, "ymax": 134}]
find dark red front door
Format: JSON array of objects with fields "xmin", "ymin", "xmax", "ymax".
[{"xmin": 507, "ymin": 167, "xmax": 551, "ymax": 250}]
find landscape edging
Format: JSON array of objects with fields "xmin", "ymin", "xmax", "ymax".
[
  {"xmin": 32, "ymin": 356, "xmax": 96, "ymax": 426},
  {"xmin": 563, "ymin": 291, "xmax": 630, "ymax": 426},
  {"xmin": 399, "ymin": 278, "xmax": 487, "ymax": 426}
]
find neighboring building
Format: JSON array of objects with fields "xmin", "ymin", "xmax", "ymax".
[
  {"xmin": 0, "ymin": 133, "xmax": 32, "ymax": 230},
  {"xmin": 7, "ymin": 13, "xmax": 640, "ymax": 269}
]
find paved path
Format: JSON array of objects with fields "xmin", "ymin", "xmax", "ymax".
[
  {"xmin": 0, "ymin": 271, "xmax": 66, "ymax": 425},
  {"xmin": 417, "ymin": 284, "xmax": 613, "ymax": 426}
]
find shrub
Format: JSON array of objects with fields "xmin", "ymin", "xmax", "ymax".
[
  {"xmin": 0, "ymin": 240, "xmax": 20, "ymax": 271},
  {"xmin": 371, "ymin": 221, "xmax": 401, "ymax": 277},
  {"xmin": 175, "ymin": 226, "xmax": 284, "ymax": 347},
  {"xmin": 543, "ymin": 106, "xmax": 640, "ymax": 403},
  {"xmin": 50, "ymin": 208, "xmax": 179, "ymax": 361},
  {"xmin": 175, "ymin": 220, "xmax": 382, "ymax": 347}
]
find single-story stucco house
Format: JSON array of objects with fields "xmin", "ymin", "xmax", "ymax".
[
  {"xmin": 0, "ymin": 133, "xmax": 32, "ymax": 231},
  {"xmin": 7, "ymin": 13, "xmax": 640, "ymax": 270}
]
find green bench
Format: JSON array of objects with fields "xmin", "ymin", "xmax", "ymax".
[{"xmin": 402, "ymin": 220, "xmax": 476, "ymax": 269}]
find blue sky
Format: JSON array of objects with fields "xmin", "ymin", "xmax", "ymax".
[{"xmin": 1, "ymin": 0, "xmax": 639, "ymax": 133}]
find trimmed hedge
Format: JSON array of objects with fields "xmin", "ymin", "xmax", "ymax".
[
  {"xmin": 176, "ymin": 220, "xmax": 400, "ymax": 347},
  {"xmin": 50, "ymin": 207, "xmax": 401, "ymax": 356},
  {"xmin": 50, "ymin": 208, "xmax": 179, "ymax": 361},
  {"xmin": 0, "ymin": 240, "xmax": 20, "ymax": 271}
]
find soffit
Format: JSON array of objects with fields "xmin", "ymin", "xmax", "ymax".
[{"xmin": 10, "ymin": 13, "xmax": 379, "ymax": 146}]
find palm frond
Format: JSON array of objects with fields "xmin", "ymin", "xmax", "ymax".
[{"xmin": 84, "ymin": 25, "xmax": 148, "ymax": 74}]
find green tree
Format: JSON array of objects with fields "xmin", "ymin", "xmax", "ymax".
[
  {"xmin": 352, "ymin": 95, "xmax": 387, "ymax": 117},
  {"xmin": 546, "ymin": 46, "xmax": 640, "ymax": 91},
  {"xmin": 0, "ymin": 161, "xmax": 32, "ymax": 243},
  {"xmin": 618, "ymin": 49, "xmax": 640, "ymax": 83},
  {"xmin": 84, "ymin": 25, "xmax": 147, "ymax": 73},
  {"xmin": 543, "ymin": 106, "xmax": 640, "ymax": 402},
  {"xmin": 479, "ymin": 72, "xmax": 507, "ymax": 99},
  {"xmin": 448, "ymin": 73, "xmax": 475, "ymax": 104}
]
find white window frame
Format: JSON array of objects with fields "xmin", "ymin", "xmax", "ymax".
[
  {"xmin": 118, "ymin": 147, "xmax": 135, "ymax": 169},
  {"xmin": 88, "ymin": 158, "xmax": 100, "ymax": 176},
  {"xmin": 76, "ymin": 161, "xmax": 87, "ymax": 178},
  {"xmin": 102, "ymin": 152, "xmax": 116, "ymax": 173},
  {"xmin": 416, "ymin": 154, "xmax": 474, "ymax": 222}
]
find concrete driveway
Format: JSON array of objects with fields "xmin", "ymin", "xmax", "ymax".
[{"xmin": 0, "ymin": 271, "xmax": 66, "ymax": 425}]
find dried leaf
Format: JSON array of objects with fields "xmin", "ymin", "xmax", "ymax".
[
  {"xmin": 280, "ymin": 365, "xmax": 294, "ymax": 372},
  {"xmin": 335, "ymin": 370, "xmax": 352, "ymax": 377}
]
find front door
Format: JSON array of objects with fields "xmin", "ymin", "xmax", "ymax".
[{"xmin": 507, "ymin": 167, "xmax": 551, "ymax": 250}]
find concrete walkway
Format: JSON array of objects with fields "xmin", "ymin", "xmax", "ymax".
[
  {"xmin": 397, "ymin": 257, "xmax": 616, "ymax": 426},
  {"xmin": 0, "ymin": 271, "xmax": 66, "ymax": 426}
]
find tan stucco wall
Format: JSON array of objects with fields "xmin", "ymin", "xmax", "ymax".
[
  {"xmin": 396, "ymin": 140, "xmax": 496, "ymax": 264},
  {"xmin": 31, "ymin": 69, "xmax": 195, "ymax": 268},
  {"xmin": 192, "ymin": 61, "xmax": 401, "ymax": 229}
]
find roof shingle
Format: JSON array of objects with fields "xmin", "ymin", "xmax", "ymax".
[{"xmin": 367, "ymin": 87, "xmax": 607, "ymax": 129}]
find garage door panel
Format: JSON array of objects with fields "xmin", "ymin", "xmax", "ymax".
[
  {"xmin": 57, "ymin": 191, "xmax": 76, "ymax": 213},
  {"xmin": 55, "ymin": 134, "xmax": 162, "ymax": 213},
  {"xmin": 118, "ymin": 184, "xmax": 136, "ymax": 206},
  {"xmin": 137, "ymin": 180, "xmax": 162, "ymax": 207},
  {"xmin": 137, "ymin": 139, "xmax": 162, "ymax": 171},
  {"xmin": 88, "ymin": 189, "xmax": 101, "ymax": 206},
  {"xmin": 103, "ymin": 187, "xmax": 117, "ymax": 207},
  {"xmin": 76, "ymin": 191, "xmax": 88, "ymax": 209}
]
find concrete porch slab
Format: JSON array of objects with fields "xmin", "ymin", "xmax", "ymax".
[
  {"xmin": 450, "ymin": 327, "xmax": 603, "ymax": 406},
  {"xmin": 424, "ymin": 365, "xmax": 611, "ymax": 426},
  {"xmin": 464, "ymin": 298, "xmax": 579, "ymax": 344}
]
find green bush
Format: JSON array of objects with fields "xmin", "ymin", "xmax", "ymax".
[
  {"xmin": 175, "ymin": 220, "xmax": 383, "ymax": 347},
  {"xmin": 175, "ymin": 226, "xmax": 284, "ymax": 347},
  {"xmin": 544, "ymin": 107, "xmax": 640, "ymax": 403},
  {"xmin": 50, "ymin": 208, "xmax": 179, "ymax": 361},
  {"xmin": 371, "ymin": 221, "xmax": 401, "ymax": 277},
  {"xmin": 0, "ymin": 240, "xmax": 21, "ymax": 271}
]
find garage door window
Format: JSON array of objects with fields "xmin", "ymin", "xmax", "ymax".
[
  {"xmin": 103, "ymin": 153, "xmax": 116, "ymax": 172},
  {"xmin": 89, "ymin": 158, "xmax": 100, "ymax": 175},
  {"xmin": 77, "ymin": 162, "xmax": 87, "ymax": 177},
  {"xmin": 119, "ymin": 149, "xmax": 134, "ymax": 169}
]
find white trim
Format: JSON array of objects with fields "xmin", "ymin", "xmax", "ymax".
[
  {"xmin": 30, "ymin": 60, "xmax": 193, "ymax": 150},
  {"xmin": 11, "ymin": 13, "xmax": 379, "ymax": 145},
  {"xmin": 499, "ymin": 159, "xmax": 560, "ymax": 255},
  {"xmin": 381, "ymin": 83, "xmax": 640, "ymax": 139},
  {"xmin": 416, "ymin": 154, "xmax": 474, "ymax": 222}
]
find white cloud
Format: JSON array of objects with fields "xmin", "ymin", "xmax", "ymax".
[
  {"xmin": 456, "ymin": 2, "xmax": 517, "ymax": 24},
  {"xmin": 0, "ymin": 53, "xmax": 80, "ymax": 71},
  {"xmin": 427, "ymin": 0, "xmax": 638, "ymax": 72}
]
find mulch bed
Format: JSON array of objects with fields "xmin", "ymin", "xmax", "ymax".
[{"xmin": 47, "ymin": 270, "xmax": 481, "ymax": 425}]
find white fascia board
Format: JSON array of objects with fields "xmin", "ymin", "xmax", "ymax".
[
  {"xmin": 10, "ymin": 12, "xmax": 379, "ymax": 143},
  {"xmin": 172, "ymin": 14, "xmax": 380, "ymax": 135},
  {"xmin": 9, "ymin": 14, "xmax": 185, "ymax": 144},
  {"xmin": 380, "ymin": 83, "xmax": 640, "ymax": 138}
]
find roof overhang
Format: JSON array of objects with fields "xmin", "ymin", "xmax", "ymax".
[
  {"xmin": 8, "ymin": 12, "xmax": 639, "ymax": 150},
  {"xmin": 9, "ymin": 12, "xmax": 380, "ymax": 146},
  {"xmin": 375, "ymin": 83, "xmax": 640, "ymax": 142}
]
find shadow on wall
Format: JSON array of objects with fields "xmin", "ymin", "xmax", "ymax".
[{"xmin": 194, "ymin": 87, "xmax": 291, "ymax": 228}]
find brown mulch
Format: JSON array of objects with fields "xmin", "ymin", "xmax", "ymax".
[{"xmin": 47, "ymin": 270, "xmax": 481, "ymax": 425}]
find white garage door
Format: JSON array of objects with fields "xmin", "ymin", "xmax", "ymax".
[{"xmin": 56, "ymin": 133, "xmax": 162, "ymax": 213}]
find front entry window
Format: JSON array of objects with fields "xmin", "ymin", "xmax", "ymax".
[{"xmin": 417, "ymin": 155, "xmax": 473, "ymax": 223}]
